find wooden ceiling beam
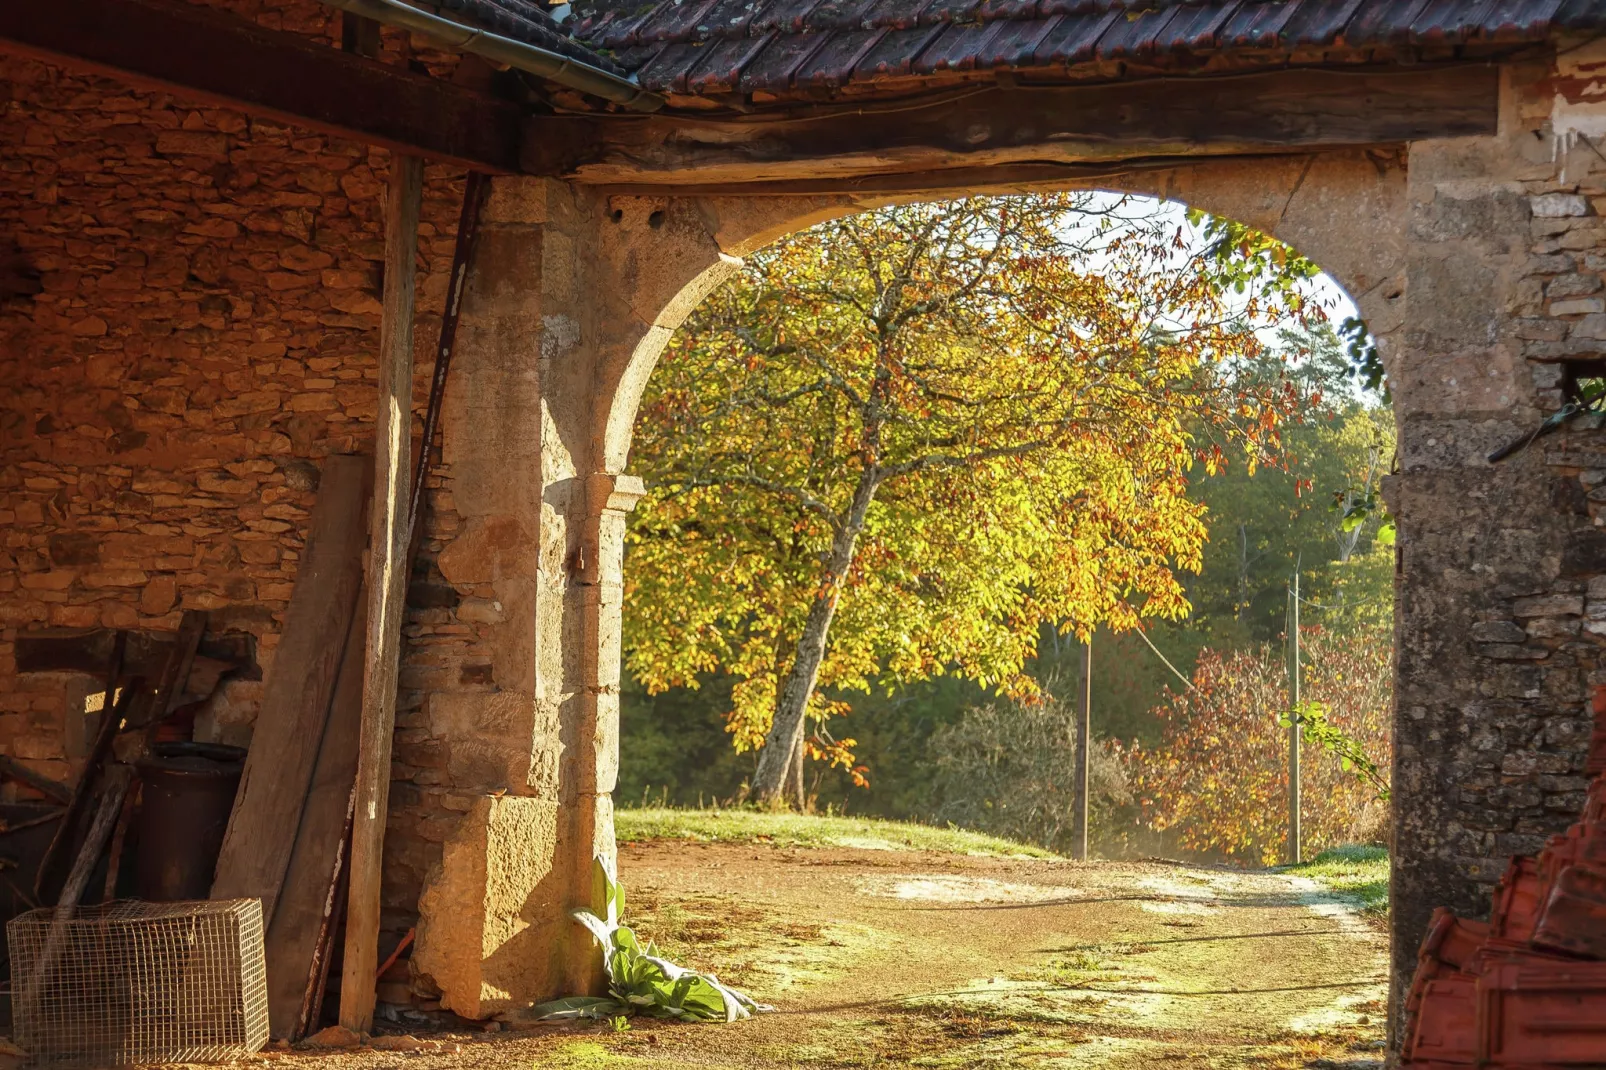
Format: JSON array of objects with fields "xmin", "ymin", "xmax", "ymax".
[
  {"xmin": 0, "ymin": 0, "xmax": 523, "ymax": 173},
  {"xmin": 546, "ymin": 65, "xmax": 1500, "ymax": 188}
]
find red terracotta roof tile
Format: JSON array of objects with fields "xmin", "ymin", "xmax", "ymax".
[
  {"xmin": 1158, "ymin": 1, "xmax": 1241, "ymax": 49},
  {"xmin": 797, "ymin": 27, "xmax": 890, "ymax": 83},
  {"xmin": 854, "ymin": 22, "xmax": 948, "ymax": 75},
  {"xmin": 686, "ymin": 31, "xmax": 780, "ymax": 89},
  {"xmin": 740, "ymin": 30, "xmax": 833, "ymax": 89},
  {"xmin": 1030, "ymin": 8, "xmax": 1121, "ymax": 62}
]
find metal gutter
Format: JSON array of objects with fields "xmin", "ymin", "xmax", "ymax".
[{"xmin": 320, "ymin": 0, "xmax": 665, "ymax": 112}]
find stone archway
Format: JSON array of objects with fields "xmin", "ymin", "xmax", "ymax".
[
  {"xmin": 410, "ymin": 58, "xmax": 1603, "ymax": 1052},
  {"xmin": 408, "ymin": 149, "xmax": 1412, "ymax": 1010}
]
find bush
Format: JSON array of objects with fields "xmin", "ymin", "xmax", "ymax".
[
  {"xmin": 930, "ymin": 692, "xmax": 1131, "ymax": 855},
  {"xmin": 1123, "ymin": 625, "xmax": 1391, "ymax": 864}
]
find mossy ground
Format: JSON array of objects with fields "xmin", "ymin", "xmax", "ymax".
[
  {"xmin": 615, "ymin": 807, "xmax": 1060, "ymax": 858},
  {"xmin": 1282, "ymin": 845, "xmax": 1390, "ymax": 918}
]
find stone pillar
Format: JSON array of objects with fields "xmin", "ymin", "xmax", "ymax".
[
  {"xmin": 411, "ymin": 177, "xmax": 596, "ymax": 1019},
  {"xmin": 408, "ymin": 182, "xmax": 743, "ymax": 1017},
  {"xmin": 1386, "ymin": 57, "xmax": 1606, "ymax": 1038}
]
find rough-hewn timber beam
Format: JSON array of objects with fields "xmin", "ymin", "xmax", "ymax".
[
  {"xmin": 547, "ymin": 65, "xmax": 1499, "ymax": 189},
  {"xmin": 0, "ymin": 0, "xmax": 523, "ymax": 173}
]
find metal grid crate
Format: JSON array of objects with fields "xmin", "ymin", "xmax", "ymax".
[{"xmin": 6, "ymin": 898, "xmax": 268, "ymax": 1067}]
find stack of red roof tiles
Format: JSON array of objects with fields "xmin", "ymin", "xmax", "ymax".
[
  {"xmin": 563, "ymin": 0, "xmax": 1606, "ymax": 99},
  {"xmin": 1403, "ymin": 691, "xmax": 1606, "ymax": 1067}
]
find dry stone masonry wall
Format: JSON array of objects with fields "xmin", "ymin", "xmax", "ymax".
[
  {"xmin": 1388, "ymin": 50, "xmax": 1606, "ymax": 1017},
  {"xmin": 0, "ymin": 0, "xmax": 507, "ymax": 993}
]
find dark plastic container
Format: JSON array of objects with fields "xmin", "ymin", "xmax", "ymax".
[{"xmin": 133, "ymin": 742, "xmax": 246, "ymax": 901}]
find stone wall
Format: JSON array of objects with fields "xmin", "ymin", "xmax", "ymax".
[
  {"xmin": 1387, "ymin": 53, "xmax": 1606, "ymax": 1027},
  {"xmin": 0, "ymin": 7, "xmax": 483, "ymax": 989}
]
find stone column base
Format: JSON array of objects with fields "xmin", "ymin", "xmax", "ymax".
[{"xmin": 411, "ymin": 795, "xmax": 563, "ymax": 1020}]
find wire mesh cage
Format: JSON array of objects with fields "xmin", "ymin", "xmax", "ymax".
[{"xmin": 6, "ymin": 898, "xmax": 268, "ymax": 1067}]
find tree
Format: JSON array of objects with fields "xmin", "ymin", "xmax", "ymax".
[
  {"xmin": 931, "ymin": 691, "xmax": 1132, "ymax": 854},
  {"xmin": 1123, "ymin": 624, "xmax": 1393, "ymax": 864},
  {"xmin": 625, "ymin": 195, "xmax": 1307, "ymax": 805}
]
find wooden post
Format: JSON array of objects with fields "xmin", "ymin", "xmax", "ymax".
[
  {"xmin": 340, "ymin": 152, "xmax": 422, "ymax": 1034},
  {"xmin": 1288, "ymin": 572, "xmax": 1303, "ymax": 866},
  {"xmin": 1073, "ymin": 636, "xmax": 1091, "ymax": 862}
]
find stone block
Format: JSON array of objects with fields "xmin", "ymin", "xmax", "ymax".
[
  {"xmin": 411, "ymin": 795, "xmax": 563, "ymax": 1020},
  {"xmin": 1532, "ymin": 193, "xmax": 1590, "ymax": 217},
  {"xmin": 1551, "ymin": 297, "xmax": 1606, "ymax": 316},
  {"xmin": 1511, "ymin": 594, "xmax": 1583, "ymax": 617},
  {"xmin": 1471, "ymin": 620, "xmax": 1527, "ymax": 643}
]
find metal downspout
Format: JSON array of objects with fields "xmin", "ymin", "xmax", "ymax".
[{"xmin": 319, "ymin": 0, "xmax": 664, "ymax": 112}]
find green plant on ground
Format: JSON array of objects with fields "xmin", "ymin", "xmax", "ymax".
[
  {"xmin": 535, "ymin": 858, "xmax": 773, "ymax": 1023},
  {"xmin": 1284, "ymin": 845, "xmax": 1389, "ymax": 917}
]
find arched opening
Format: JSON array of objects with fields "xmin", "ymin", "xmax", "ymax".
[{"xmin": 597, "ymin": 184, "xmax": 1401, "ymax": 1067}]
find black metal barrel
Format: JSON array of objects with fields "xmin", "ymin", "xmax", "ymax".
[{"xmin": 133, "ymin": 742, "xmax": 246, "ymax": 901}]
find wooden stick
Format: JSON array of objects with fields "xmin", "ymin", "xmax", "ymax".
[
  {"xmin": 339, "ymin": 151, "xmax": 423, "ymax": 1034},
  {"xmin": 21, "ymin": 765, "xmax": 134, "ymax": 1024},
  {"xmin": 0, "ymin": 756, "xmax": 70, "ymax": 805},
  {"xmin": 36, "ymin": 632, "xmax": 127, "ymax": 902},
  {"xmin": 140, "ymin": 609, "xmax": 206, "ymax": 737},
  {"xmin": 0, "ymin": 811, "xmax": 64, "ymax": 838},
  {"xmin": 65, "ymin": 768, "xmax": 130, "ymax": 904},
  {"xmin": 298, "ymin": 793, "xmax": 354, "ymax": 1040},
  {"xmin": 101, "ymin": 781, "xmax": 140, "ymax": 901},
  {"xmin": 374, "ymin": 926, "xmax": 414, "ymax": 983}
]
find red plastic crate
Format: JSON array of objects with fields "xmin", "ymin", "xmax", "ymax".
[
  {"xmin": 1534, "ymin": 861, "xmax": 1606, "ymax": 960},
  {"xmin": 1491, "ymin": 856, "xmax": 1545, "ymax": 943},
  {"xmin": 1405, "ymin": 972, "xmax": 1478, "ymax": 1065},
  {"xmin": 1477, "ymin": 956, "xmax": 1606, "ymax": 1065}
]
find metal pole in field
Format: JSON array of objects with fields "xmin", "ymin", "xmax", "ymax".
[
  {"xmin": 1074, "ymin": 635, "xmax": 1092, "ymax": 862},
  {"xmin": 1288, "ymin": 572, "xmax": 1302, "ymax": 865}
]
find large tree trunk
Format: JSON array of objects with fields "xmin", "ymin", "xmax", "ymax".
[{"xmin": 750, "ymin": 472, "xmax": 878, "ymax": 804}]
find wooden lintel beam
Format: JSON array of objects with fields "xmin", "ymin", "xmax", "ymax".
[
  {"xmin": 0, "ymin": 0, "xmax": 522, "ymax": 173},
  {"xmin": 546, "ymin": 65, "xmax": 1500, "ymax": 187}
]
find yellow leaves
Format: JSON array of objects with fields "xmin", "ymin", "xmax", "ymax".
[{"xmin": 626, "ymin": 193, "xmax": 1310, "ymax": 776}]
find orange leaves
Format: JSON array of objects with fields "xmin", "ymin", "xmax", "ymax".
[{"xmin": 1125, "ymin": 624, "xmax": 1392, "ymax": 864}]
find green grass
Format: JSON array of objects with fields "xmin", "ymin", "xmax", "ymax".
[
  {"xmin": 616, "ymin": 807, "xmax": 1059, "ymax": 859},
  {"xmin": 1284, "ymin": 845, "xmax": 1389, "ymax": 917}
]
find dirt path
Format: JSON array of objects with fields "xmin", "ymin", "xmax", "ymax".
[{"xmin": 224, "ymin": 842, "xmax": 1389, "ymax": 1070}]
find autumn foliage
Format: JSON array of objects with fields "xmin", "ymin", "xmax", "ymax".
[
  {"xmin": 1124, "ymin": 624, "xmax": 1392, "ymax": 864},
  {"xmin": 625, "ymin": 194, "xmax": 1315, "ymax": 800}
]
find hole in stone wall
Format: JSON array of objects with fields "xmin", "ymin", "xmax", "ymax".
[
  {"xmin": 648, "ymin": 210, "xmax": 665, "ymax": 229},
  {"xmin": 1563, "ymin": 361, "xmax": 1606, "ymax": 406},
  {"xmin": 611, "ymin": 208, "xmax": 625, "ymax": 223}
]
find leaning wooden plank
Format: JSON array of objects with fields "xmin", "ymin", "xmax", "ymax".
[
  {"xmin": 264, "ymin": 583, "xmax": 368, "ymax": 1039},
  {"xmin": 211, "ymin": 455, "xmax": 368, "ymax": 923},
  {"xmin": 340, "ymin": 152, "xmax": 422, "ymax": 1034}
]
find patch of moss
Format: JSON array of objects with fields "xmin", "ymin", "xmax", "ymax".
[
  {"xmin": 616, "ymin": 808, "xmax": 1058, "ymax": 858},
  {"xmin": 1283, "ymin": 845, "xmax": 1389, "ymax": 916}
]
